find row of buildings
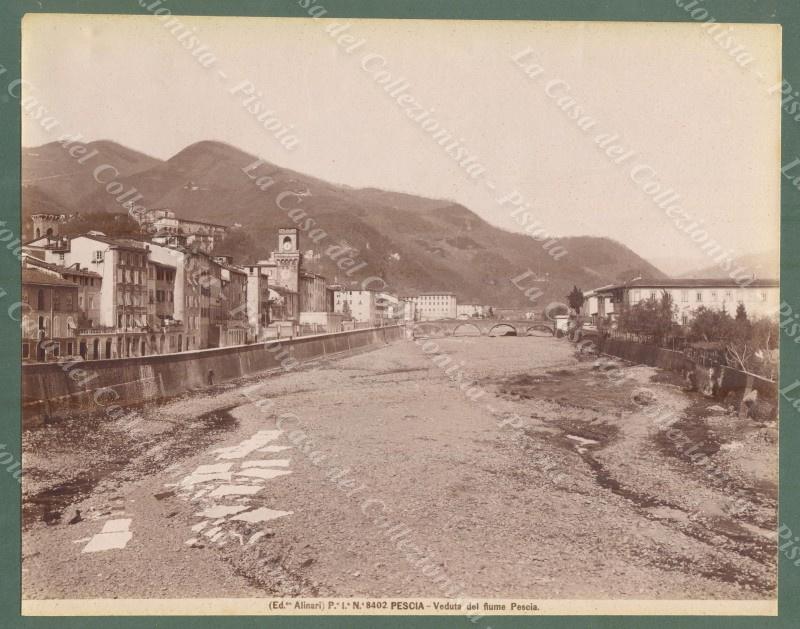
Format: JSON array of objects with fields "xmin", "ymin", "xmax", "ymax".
[
  {"xmin": 21, "ymin": 226, "xmax": 348, "ymax": 362},
  {"xmin": 22, "ymin": 217, "xmax": 491, "ymax": 362},
  {"xmin": 331, "ymin": 290, "xmax": 490, "ymax": 323}
]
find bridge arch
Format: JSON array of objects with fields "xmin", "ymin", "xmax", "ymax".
[
  {"xmin": 525, "ymin": 324, "xmax": 554, "ymax": 337},
  {"xmin": 452, "ymin": 322, "xmax": 481, "ymax": 337},
  {"xmin": 409, "ymin": 322, "xmax": 448, "ymax": 339},
  {"xmin": 488, "ymin": 323, "xmax": 517, "ymax": 337}
]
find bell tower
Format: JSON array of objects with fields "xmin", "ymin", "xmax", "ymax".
[
  {"xmin": 278, "ymin": 227, "xmax": 299, "ymax": 253},
  {"xmin": 273, "ymin": 227, "xmax": 301, "ymax": 292}
]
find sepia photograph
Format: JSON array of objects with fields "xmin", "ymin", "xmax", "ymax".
[{"xmin": 16, "ymin": 10, "xmax": 781, "ymax": 617}]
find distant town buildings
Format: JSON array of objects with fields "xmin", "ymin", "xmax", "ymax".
[
  {"xmin": 139, "ymin": 208, "xmax": 228, "ymax": 254},
  {"xmin": 21, "ymin": 207, "xmax": 510, "ymax": 361},
  {"xmin": 456, "ymin": 303, "xmax": 486, "ymax": 319}
]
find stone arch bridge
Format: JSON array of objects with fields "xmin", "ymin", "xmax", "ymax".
[{"xmin": 407, "ymin": 319, "xmax": 554, "ymax": 338}]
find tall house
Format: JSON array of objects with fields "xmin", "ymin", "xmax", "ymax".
[
  {"xmin": 217, "ymin": 262, "xmax": 249, "ymax": 346},
  {"xmin": 21, "ymin": 265, "xmax": 80, "ymax": 361},
  {"xmin": 299, "ymin": 271, "xmax": 328, "ymax": 312},
  {"xmin": 28, "ymin": 234, "xmax": 150, "ymax": 332},
  {"xmin": 245, "ymin": 263, "xmax": 271, "ymax": 341},
  {"xmin": 333, "ymin": 289, "xmax": 382, "ymax": 325}
]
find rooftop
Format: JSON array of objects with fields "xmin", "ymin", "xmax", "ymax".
[
  {"xmin": 22, "ymin": 268, "xmax": 79, "ymax": 288},
  {"xmin": 23, "ymin": 256, "xmax": 102, "ymax": 278},
  {"xmin": 594, "ymin": 277, "xmax": 779, "ymax": 291}
]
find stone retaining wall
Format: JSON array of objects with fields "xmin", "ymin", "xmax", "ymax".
[{"xmin": 23, "ymin": 325, "xmax": 405, "ymax": 429}]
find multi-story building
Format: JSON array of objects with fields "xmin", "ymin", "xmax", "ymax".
[
  {"xmin": 26, "ymin": 233, "xmax": 153, "ymax": 358},
  {"xmin": 23, "ymin": 255, "xmax": 102, "ymax": 327},
  {"xmin": 377, "ymin": 292, "xmax": 403, "ymax": 320},
  {"xmin": 299, "ymin": 271, "xmax": 328, "ymax": 312},
  {"xmin": 217, "ymin": 261, "xmax": 249, "ymax": 346},
  {"xmin": 411, "ymin": 292, "xmax": 457, "ymax": 321},
  {"xmin": 457, "ymin": 304, "xmax": 485, "ymax": 319},
  {"xmin": 146, "ymin": 241, "xmax": 190, "ymax": 353},
  {"xmin": 402, "ymin": 297, "xmax": 417, "ymax": 322},
  {"xmin": 333, "ymin": 289, "xmax": 385, "ymax": 325},
  {"xmin": 245, "ymin": 263, "xmax": 272, "ymax": 341},
  {"xmin": 139, "ymin": 208, "xmax": 228, "ymax": 254},
  {"xmin": 585, "ymin": 278, "xmax": 780, "ymax": 327},
  {"xmin": 21, "ymin": 265, "xmax": 81, "ymax": 362}
]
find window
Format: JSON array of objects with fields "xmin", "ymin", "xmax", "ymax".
[
  {"xmin": 761, "ymin": 291, "xmax": 767, "ymax": 301},
  {"xmin": 725, "ymin": 290, "xmax": 732, "ymax": 299},
  {"xmin": 53, "ymin": 294, "xmax": 60, "ymax": 310},
  {"xmin": 696, "ymin": 292, "xmax": 703, "ymax": 302},
  {"xmin": 682, "ymin": 313, "xmax": 689, "ymax": 325},
  {"xmin": 681, "ymin": 290, "xmax": 688, "ymax": 303},
  {"xmin": 710, "ymin": 291, "xmax": 717, "ymax": 301},
  {"xmin": 22, "ymin": 343, "xmax": 29, "ymax": 358}
]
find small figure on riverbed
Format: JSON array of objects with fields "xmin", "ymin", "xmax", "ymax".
[{"xmin": 67, "ymin": 509, "xmax": 82, "ymax": 525}]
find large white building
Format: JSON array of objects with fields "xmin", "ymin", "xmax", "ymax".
[
  {"xmin": 411, "ymin": 293, "xmax": 457, "ymax": 321},
  {"xmin": 584, "ymin": 278, "xmax": 779, "ymax": 326},
  {"xmin": 333, "ymin": 289, "xmax": 386, "ymax": 325}
]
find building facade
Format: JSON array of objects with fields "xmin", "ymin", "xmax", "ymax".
[
  {"xmin": 21, "ymin": 266, "xmax": 81, "ymax": 362},
  {"xmin": 585, "ymin": 278, "xmax": 780, "ymax": 326},
  {"xmin": 333, "ymin": 289, "xmax": 383, "ymax": 325},
  {"xmin": 411, "ymin": 293, "xmax": 458, "ymax": 320},
  {"xmin": 457, "ymin": 304, "xmax": 485, "ymax": 319}
]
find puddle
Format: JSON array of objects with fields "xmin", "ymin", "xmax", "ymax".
[
  {"xmin": 23, "ymin": 467, "xmax": 120, "ymax": 528},
  {"xmin": 566, "ymin": 434, "xmax": 600, "ymax": 447},
  {"xmin": 646, "ymin": 506, "xmax": 691, "ymax": 523},
  {"xmin": 23, "ymin": 405, "xmax": 240, "ymax": 529},
  {"xmin": 740, "ymin": 522, "xmax": 778, "ymax": 540}
]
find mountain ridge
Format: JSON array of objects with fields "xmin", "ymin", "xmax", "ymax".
[{"xmin": 21, "ymin": 139, "xmax": 666, "ymax": 308}]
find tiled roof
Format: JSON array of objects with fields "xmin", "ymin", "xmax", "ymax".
[
  {"xmin": 24, "ymin": 256, "xmax": 101, "ymax": 278},
  {"xmin": 22, "ymin": 268, "xmax": 79, "ymax": 287},
  {"xmin": 594, "ymin": 277, "xmax": 778, "ymax": 291}
]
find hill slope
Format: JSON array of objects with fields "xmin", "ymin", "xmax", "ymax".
[
  {"xmin": 22, "ymin": 139, "xmax": 665, "ymax": 308},
  {"xmin": 679, "ymin": 251, "xmax": 779, "ymax": 281}
]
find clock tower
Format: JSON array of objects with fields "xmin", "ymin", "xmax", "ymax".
[{"xmin": 272, "ymin": 227, "xmax": 302, "ymax": 293}]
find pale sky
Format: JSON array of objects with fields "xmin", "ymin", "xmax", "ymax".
[{"xmin": 21, "ymin": 14, "xmax": 781, "ymax": 269}]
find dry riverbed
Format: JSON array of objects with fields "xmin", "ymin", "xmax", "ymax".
[{"xmin": 22, "ymin": 335, "xmax": 777, "ymax": 600}]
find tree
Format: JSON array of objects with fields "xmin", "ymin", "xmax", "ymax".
[
  {"xmin": 735, "ymin": 302, "xmax": 748, "ymax": 322},
  {"xmin": 61, "ymin": 211, "xmax": 142, "ymax": 239},
  {"xmin": 566, "ymin": 286, "xmax": 584, "ymax": 313},
  {"xmin": 619, "ymin": 296, "xmax": 660, "ymax": 336},
  {"xmin": 689, "ymin": 306, "xmax": 736, "ymax": 342},
  {"xmin": 726, "ymin": 315, "xmax": 778, "ymax": 378},
  {"xmin": 657, "ymin": 290, "xmax": 676, "ymax": 336}
]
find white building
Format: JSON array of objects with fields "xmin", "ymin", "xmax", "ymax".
[
  {"xmin": 333, "ymin": 289, "xmax": 385, "ymax": 325},
  {"xmin": 411, "ymin": 293, "xmax": 457, "ymax": 321},
  {"xmin": 457, "ymin": 304, "xmax": 485, "ymax": 319},
  {"xmin": 585, "ymin": 278, "xmax": 779, "ymax": 326}
]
